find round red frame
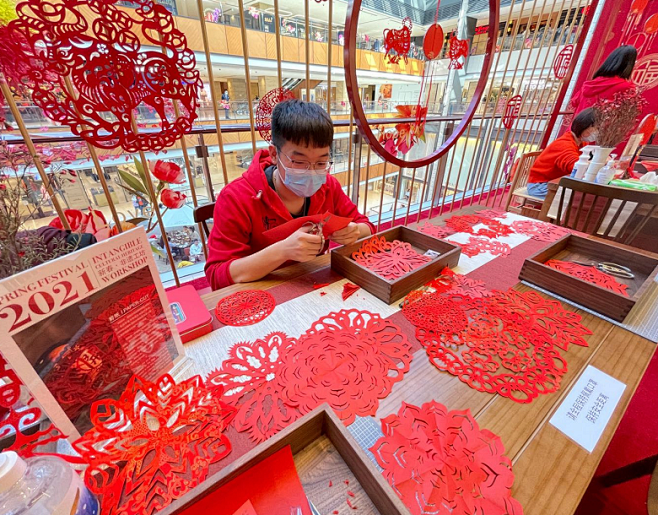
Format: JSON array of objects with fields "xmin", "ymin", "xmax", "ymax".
[{"xmin": 344, "ymin": 0, "xmax": 500, "ymax": 168}]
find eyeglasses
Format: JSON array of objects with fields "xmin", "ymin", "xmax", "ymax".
[{"xmin": 278, "ymin": 149, "xmax": 333, "ymax": 173}]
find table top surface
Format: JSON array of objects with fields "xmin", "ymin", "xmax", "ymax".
[{"xmin": 190, "ymin": 205, "xmax": 657, "ymax": 515}]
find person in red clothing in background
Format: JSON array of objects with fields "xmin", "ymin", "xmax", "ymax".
[
  {"xmin": 570, "ymin": 45, "xmax": 638, "ymax": 115},
  {"xmin": 527, "ymin": 108, "xmax": 597, "ymax": 199},
  {"xmin": 205, "ymin": 99, "xmax": 374, "ymax": 290}
]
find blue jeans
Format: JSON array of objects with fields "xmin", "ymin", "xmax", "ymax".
[{"xmin": 527, "ymin": 182, "xmax": 548, "ymax": 199}]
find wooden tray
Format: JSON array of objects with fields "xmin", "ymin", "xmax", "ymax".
[
  {"xmin": 160, "ymin": 405, "xmax": 409, "ymax": 515},
  {"xmin": 519, "ymin": 235, "xmax": 658, "ymax": 322},
  {"xmin": 331, "ymin": 226, "xmax": 461, "ymax": 304}
]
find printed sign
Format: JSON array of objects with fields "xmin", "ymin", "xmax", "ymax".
[
  {"xmin": 0, "ymin": 227, "xmax": 186, "ymax": 440},
  {"xmin": 549, "ymin": 365, "xmax": 626, "ymax": 452}
]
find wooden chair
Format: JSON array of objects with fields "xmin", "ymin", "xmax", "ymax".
[
  {"xmin": 553, "ymin": 176, "xmax": 658, "ymax": 245},
  {"xmin": 504, "ymin": 150, "xmax": 543, "ymax": 216},
  {"xmin": 194, "ymin": 202, "xmax": 215, "ymax": 237}
]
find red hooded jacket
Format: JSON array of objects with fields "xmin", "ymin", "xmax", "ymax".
[
  {"xmin": 570, "ymin": 76, "xmax": 637, "ymax": 114},
  {"xmin": 205, "ymin": 150, "xmax": 375, "ymax": 290}
]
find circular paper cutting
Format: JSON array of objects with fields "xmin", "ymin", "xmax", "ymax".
[
  {"xmin": 256, "ymin": 88, "xmax": 295, "ymax": 142},
  {"xmin": 344, "ymin": 0, "xmax": 500, "ymax": 168},
  {"xmin": 215, "ymin": 290, "xmax": 276, "ymax": 326},
  {"xmin": 423, "ymin": 23, "xmax": 445, "ymax": 60},
  {"xmin": 1, "ymin": 0, "xmax": 201, "ymax": 153}
]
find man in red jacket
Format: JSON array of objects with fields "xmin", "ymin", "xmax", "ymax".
[
  {"xmin": 205, "ymin": 100, "xmax": 375, "ymax": 290},
  {"xmin": 527, "ymin": 108, "xmax": 597, "ymax": 199}
]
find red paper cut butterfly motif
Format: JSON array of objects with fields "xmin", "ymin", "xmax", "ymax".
[
  {"xmin": 545, "ymin": 260, "xmax": 630, "ymax": 297},
  {"xmin": 215, "ymin": 290, "xmax": 276, "ymax": 326},
  {"xmin": 73, "ymin": 374, "xmax": 236, "ymax": 515},
  {"xmin": 352, "ymin": 236, "xmax": 431, "ymax": 280},
  {"xmin": 371, "ymin": 401, "xmax": 524, "ymax": 515},
  {"xmin": 256, "ymin": 88, "xmax": 295, "ymax": 142},
  {"xmin": 0, "ymin": 0, "xmax": 201, "ymax": 153},
  {"xmin": 383, "ymin": 17, "xmax": 413, "ymax": 65},
  {"xmin": 448, "ymin": 35, "xmax": 469, "ymax": 69}
]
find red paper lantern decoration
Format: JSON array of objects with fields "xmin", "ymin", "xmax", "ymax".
[
  {"xmin": 553, "ymin": 45, "xmax": 574, "ymax": 79},
  {"xmin": 423, "ymin": 23, "xmax": 445, "ymax": 60},
  {"xmin": 383, "ymin": 17, "xmax": 413, "ymax": 65},
  {"xmin": 503, "ymin": 95, "xmax": 523, "ymax": 129},
  {"xmin": 1, "ymin": 0, "xmax": 201, "ymax": 153},
  {"xmin": 256, "ymin": 88, "xmax": 295, "ymax": 143}
]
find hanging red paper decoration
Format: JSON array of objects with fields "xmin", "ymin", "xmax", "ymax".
[
  {"xmin": 383, "ymin": 17, "xmax": 413, "ymax": 65},
  {"xmin": 2, "ymin": 0, "xmax": 201, "ymax": 153},
  {"xmin": 448, "ymin": 35, "xmax": 469, "ymax": 70},
  {"xmin": 371, "ymin": 401, "xmax": 524, "ymax": 515},
  {"xmin": 207, "ymin": 333, "xmax": 300, "ymax": 443},
  {"xmin": 280, "ymin": 310, "xmax": 413, "ymax": 424},
  {"xmin": 419, "ymin": 222, "xmax": 456, "ymax": 240},
  {"xmin": 545, "ymin": 260, "xmax": 630, "ymax": 297},
  {"xmin": 503, "ymin": 95, "xmax": 523, "ymax": 129},
  {"xmin": 215, "ymin": 290, "xmax": 276, "ymax": 326},
  {"xmin": 352, "ymin": 236, "xmax": 432, "ymax": 280},
  {"xmin": 510, "ymin": 220, "xmax": 570, "ymax": 242},
  {"xmin": 73, "ymin": 374, "xmax": 236, "ymax": 515},
  {"xmin": 553, "ymin": 45, "xmax": 574, "ymax": 80},
  {"xmin": 423, "ymin": 23, "xmax": 445, "ymax": 60},
  {"xmin": 256, "ymin": 87, "xmax": 295, "ymax": 142}
]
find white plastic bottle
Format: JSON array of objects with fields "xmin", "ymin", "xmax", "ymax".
[
  {"xmin": 0, "ymin": 451, "xmax": 99, "ymax": 515},
  {"xmin": 571, "ymin": 145, "xmax": 594, "ymax": 179},
  {"xmin": 596, "ymin": 160, "xmax": 617, "ymax": 185}
]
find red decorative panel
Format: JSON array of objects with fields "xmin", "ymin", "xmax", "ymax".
[
  {"xmin": 383, "ymin": 17, "xmax": 413, "ymax": 65},
  {"xmin": 1, "ymin": 0, "xmax": 201, "ymax": 152},
  {"xmin": 215, "ymin": 290, "xmax": 276, "ymax": 326},
  {"xmin": 255, "ymin": 88, "xmax": 295, "ymax": 143},
  {"xmin": 503, "ymin": 95, "xmax": 523, "ymax": 129},
  {"xmin": 352, "ymin": 236, "xmax": 431, "ymax": 280},
  {"xmin": 545, "ymin": 259, "xmax": 630, "ymax": 296},
  {"xmin": 371, "ymin": 401, "xmax": 523, "ymax": 515},
  {"xmin": 553, "ymin": 45, "xmax": 574, "ymax": 79}
]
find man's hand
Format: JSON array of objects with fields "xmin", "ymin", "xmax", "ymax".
[
  {"xmin": 279, "ymin": 226, "xmax": 324, "ymax": 262},
  {"xmin": 330, "ymin": 222, "xmax": 361, "ymax": 246}
]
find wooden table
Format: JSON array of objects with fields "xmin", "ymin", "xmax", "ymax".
[{"xmin": 191, "ymin": 206, "xmax": 656, "ymax": 515}]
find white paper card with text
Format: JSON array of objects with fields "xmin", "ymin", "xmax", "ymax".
[{"xmin": 549, "ymin": 365, "xmax": 626, "ymax": 453}]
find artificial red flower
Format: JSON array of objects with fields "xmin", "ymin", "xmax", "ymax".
[
  {"xmin": 161, "ymin": 188, "xmax": 186, "ymax": 209},
  {"xmin": 150, "ymin": 160, "xmax": 185, "ymax": 184}
]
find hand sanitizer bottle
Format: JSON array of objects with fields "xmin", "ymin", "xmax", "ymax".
[{"xmin": 572, "ymin": 145, "xmax": 594, "ymax": 179}]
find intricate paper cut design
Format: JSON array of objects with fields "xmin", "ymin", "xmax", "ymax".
[
  {"xmin": 445, "ymin": 214, "xmax": 513, "ymax": 238},
  {"xmin": 280, "ymin": 310, "xmax": 413, "ymax": 424},
  {"xmin": 1, "ymin": 0, "xmax": 201, "ymax": 152},
  {"xmin": 510, "ymin": 220, "xmax": 570, "ymax": 242},
  {"xmin": 449, "ymin": 236, "xmax": 512, "ymax": 258},
  {"xmin": 371, "ymin": 401, "xmax": 524, "ymax": 515},
  {"xmin": 383, "ymin": 17, "xmax": 413, "ymax": 65},
  {"xmin": 215, "ymin": 290, "xmax": 276, "ymax": 326},
  {"xmin": 477, "ymin": 209, "xmax": 508, "ymax": 220},
  {"xmin": 448, "ymin": 35, "xmax": 469, "ymax": 69},
  {"xmin": 206, "ymin": 333, "xmax": 299, "ymax": 443},
  {"xmin": 423, "ymin": 23, "xmax": 445, "ymax": 60},
  {"xmin": 255, "ymin": 88, "xmax": 295, "ymax": 142},
  {"xmin": 503, "ymin": 95, "xmax": 523, "ymax": 129},
  {"xmin": 545, "ymin": 260, "xmax": 630, "ymax": 297},
  {"xmin": 352, "ymin": 236, "xmax": 431, "ymax": 280},
  {"xmin": 403, "ymin": 273, "xmax": 591, "ymax": 403},
  {"xmin": 342, "ymin": 282, "xmax": 360, "ymax": 301},
  {"xmin": 553, "ymin": 45, "xmax": 574, "ymax": 79},
  {"xmin": 419, "ymin": 222, "xmax": 456, "ymax": 240},
  {"xmin": 73, "ymin": 374, "xmax": 236, "ymax": 515}
]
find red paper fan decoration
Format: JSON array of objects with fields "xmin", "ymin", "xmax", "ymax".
[
  {"xmin": 215, "ymin": 290, "xmax": 276, "ymax": 326},
  {"xmin": 280, "ymin": 310, "xmax": 413, "ymax": 424},
  {"xmin": 206, "ymin": 333, "xmax": 300, "ymax": 443},
  {"xmin": 545, "ymin": 260, "xmax": 630, "ymax": 297},
  {"xmin": 448, "ymin": 35, "xmax": 469, "ymax": 69},
  {"xmin": 352, "ymin": 236, "xmax": 431, "ymax": 280},
  {"xmin": 419, "ymin": 222, "xmax": 456, "ymax": 239},
  {"xmin": 503, "ymin": 95, "xmax": 523, "ymax": 129},
  {"xmin": 423, "ymin": 23, "xmax": 445, "ymax": 60},
  {"xmin": 3, "ymin": 0, "xmax": 201, "ymax": 153},
  {"xmin": 72, "ymin": 374, "xmax": 236, "ymax": 515},
  {"xmin": 510, "ymin": 220, "xmax": 570, "ymax": 242},
  {"xmin": 371, "ymin": 401, "xmax": 524, "ymax": 515},
  {"xmin": 256, "ymin": 88, "xmax": 295, "ymax": 142},
  {"xmin": 383, "ymin": 17, "xmax": 413, "ymax": 65},
  {"xmin": 553, "ymin": 45, "xmax": 574, "ymax": 79}
]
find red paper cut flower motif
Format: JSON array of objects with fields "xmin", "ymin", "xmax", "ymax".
[
  {"xmin": 371, "ymin": 401, "xmax": 524, "ymax": 515},
  {"xmin": 73, "ymin": 374, "xmax": 236, "ymax": 515},
  {"xmin": 510, "ymin": 220, "xmax": 570, "ymax": 242},
  {"xmin": 207, "ymin": 333, "xmax": 300, "ymax": 443},
  {"xmin": 445, "ymin": 214, "xmax": 513, "ymax": 238},
  {"xmin": 256, "ymin": 88, "xmax": 295, "ymax": 142},
  {"xmin": 150, "ymin": 160, "xmax": 185, "ymax": 184},
  {"xmin": 352, "ymin": 236, "xmax": 431, "ymax": 280},
  {"xmin": 545, "ymin": 260, "xmax": 630, "ymax": 297},
  {"xmin": 419, "ymin": 222, "xmax": 456, "ymax": 240},
  {"xmin": 383, "ymin": 17, "xmax": 413, "ymax": 65},
  {"xmin": 1, "ymin": 0, "xmax": 201, "ymax": 153},
  {"xmin": 280, "ymin": 310, "xmax": 413, "ymax": 424},
  {"xmin": 449, "ymin": 236, "xmax": 511, "ymax": 258},
  {"xmin": 215, "ymin": 290, "xmax": 276, "ymax": 326},
  {"xmin": 160, "ymin": 188, "xmax": 186, "ymax": 209}
]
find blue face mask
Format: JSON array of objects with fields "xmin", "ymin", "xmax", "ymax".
[{"xmin": 277, "ymin": 163, "xmax": 327, "ymax": 198}]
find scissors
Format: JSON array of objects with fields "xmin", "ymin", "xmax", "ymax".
[
  {"xmin": 301, "ymin": 214, "xmax": 330, "ymax": 255},
  {"xmin": 572, "ymin": 261, "xmax": 635, "ymax": 279}
]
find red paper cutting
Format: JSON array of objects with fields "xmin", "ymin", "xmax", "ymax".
[
  {"xmin": 545, "ymin": 260, "xmax": 630, "ymax": 297},
  {"xmin": 448, "ymin": 236, "xmax": 511, "ymax": 258},
  {"xmin": 72, "ymin": 374, "xmax": 236, "ymax": 515},
  {"xmin": 423, "ymin": 23, "xmax": 445, "ymax": 60},
  {"xmin": 262, "ymin": 212, "xmax": 352, "ymax": 242},
  {"xmin": 352, "ymin": 236, "xmax": 431, "ymax": 280},
  {"xmin": 383, "ymin": 17, "xmax": 413, "ymax": 65},
  {"xmin": 342, "ymin": 282, "xmax": 360, "ymax": 301},
  {"xmin": 503, "ymin": 95, "xmax": 523, "ymax": 129},
  {"xmin": 419, "ymin": 222, "xmax": 456, "ymax": 240},
  {"xmin": 370, "ymin": 401, "xmax": 524, "ymax": 515},
  {"xmin": 476, "ymin": 209, "xmax": 508, "ymax": 220},
  {"xmin": 206, "ymin": 333, "xmax": 300, "ymax": 443},
  {"xmin": 445, "ymin": 214, "xmax": 513, "ymax": 238},
  {"xmin": 553, "ymin": 45, "xmax": 574, "ymax": 79},
  {"xmin": 448, "ymin": 35, "xmax": 469, "ymax": 69},
  {"xmin": 2, "ymin": 0, "xmax": 201, "ymax": 152},
  {"xmin": 256, "ymin": 88, "xmax": 295, "ymax": 142},
  {"xmin": 280, "ymin": 310, "xmax": 413, "ymax": 424},
  {"xmin": 215, "ymin": 290, "xmax": 276, "ymax": 326},
  {"xmin": 510, "ymin": 220, "xmax": 570, "ymax": 242}
]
